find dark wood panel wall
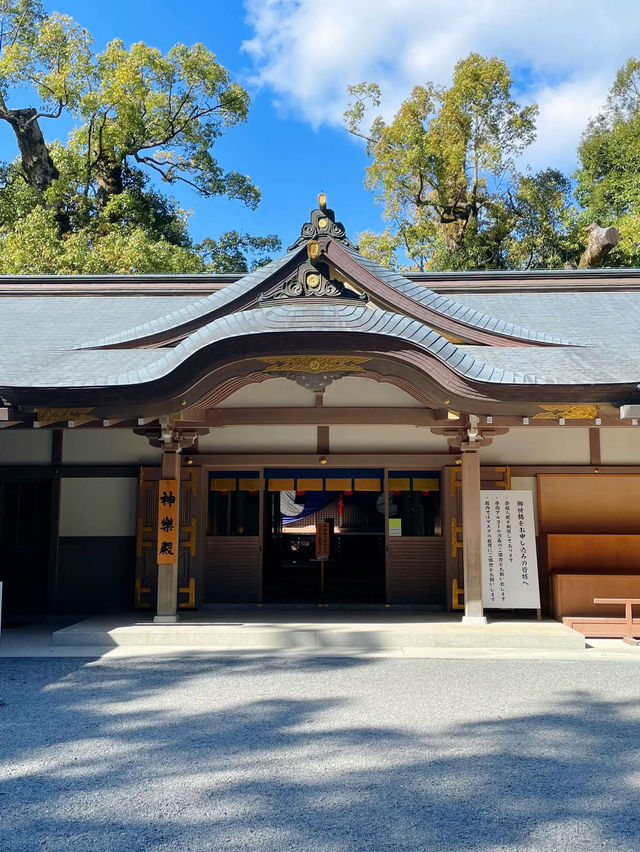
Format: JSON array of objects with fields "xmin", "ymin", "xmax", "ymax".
[
  {"xmin": 387, "ymin": 538, "xmax": 445, "ymax": 604},
  {"xmin": 204, "ymin": 537, "xmax": 262, "ymax": 602},
  {"xmin": 56, "ymin": 537, "xmax": 135, "ymax": 613}
]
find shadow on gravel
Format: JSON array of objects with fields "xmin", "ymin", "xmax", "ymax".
[{"xmin": 1, "ymin": 657, "xmax": 639, "ymax": 850}]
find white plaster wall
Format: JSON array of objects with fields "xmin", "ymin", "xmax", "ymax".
[
  {"xmin": 600, "ymin": 428, "xmax": 640, "ymax": 465},
  {"xmin": 217, "ymin": 377, "xmax": 316, "ymax": 408},
  {"xmin": 63, "ymin": 429, "xmax": 160, "ymax": 464},
  {"xmin": 199, "ymin": 425, "xmax": 317, "ymax": 453},
  {"xmin": 0, "ymin": 430, "xmax": 52, "ymax": 464},
  {"xmin": 480, "ymin": 428, "xmax": 590, "ymax": 465},
  {"xmin": 60, "ymin": 477, "xmax": 137, "ymax": 536},
  {"xmin": 323, "ymin": 377, "xmax": 425, "ymax": 407},
  {"xmin": 330, "ymin": 425, "xmax": 448, "ymax": 453},
  {"xmin": 511, "ymin": 476, "xmax": 539, "ymax": 534}
]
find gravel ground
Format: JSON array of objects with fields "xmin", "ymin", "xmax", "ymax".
[{"xmin": 1, "ymin": 655, "xmax": 639, "ymax": 851}]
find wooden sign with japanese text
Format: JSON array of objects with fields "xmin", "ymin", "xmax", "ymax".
[
  {"xmin": 316, "ymin": 521, "xmax": 331, "ymax": 559},
  {"xmin": 480, "ymin": 490, "xmax": 540, "ymax": 609},
  {"xmin": 157, "ymin": 479, "xmax": 179, "ymax": 564}
]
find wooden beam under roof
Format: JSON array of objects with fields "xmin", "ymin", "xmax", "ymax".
[
  {"xmin": 168, "ymin": 406, "xmax": 638, "ymax": 429},
  {"xmin": 2, "ymin": 267, "xmax": 640, "ymax": 297}
]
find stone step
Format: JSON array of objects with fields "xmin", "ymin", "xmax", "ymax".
[{"xmin": 51, "ymin": 616, "xmax": 585, "ymax": 651}]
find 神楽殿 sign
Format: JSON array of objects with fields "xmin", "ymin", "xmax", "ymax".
[
  {"xmin": 157, "ymin": 479, "xmax": 179, "ymax": 564},
  {"xmin": 480, "ymin": 490, "xmax": 540, "ymax": 609}
]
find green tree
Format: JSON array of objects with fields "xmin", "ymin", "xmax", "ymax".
[
  {"xmin": 507, "ymin": 169, "xmax": 579, "ymax": 269},
  {"xmin": 0, "ymin": 0, "xmax": 280, "ymax": 273},
  {"xmin": 345, "ymin": 53, "xmax": 581, "ymax": 270},
  {"xmin": 198, "ymin": 231, "xmax": 282, "ymax": 273},
  {"xmin": 575, "ymin": 58, "xmax": 640, "ymax": 266}
]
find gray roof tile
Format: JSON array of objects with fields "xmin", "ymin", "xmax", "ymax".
[{"xmin": 0, "ymin": 302, "xmax": 578, "ymax": 390}]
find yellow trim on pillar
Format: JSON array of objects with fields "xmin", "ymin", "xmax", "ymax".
[
  {"xmin": 186, "ymin": 470, "xmax": 199, "ymax": 496},
  {"xmin": 135, "ymin": 577, "xmax": 151, "ymax": 609},
  {"xmin": 181, "ymin": 518, "xmax": 197, "ymax": 557},
  {"xmin": 136, "ymin": 517, "xmax": 152, "ymax": 558},
  {"xmin": 178, "ymin": 577, "xmax": 196, "ymax": 609},
  {"xmin": 494, "ymin": 466, "xmax": 512, "ymax": 490},
  {"xmin": 452, "ymin": 579, "xmax": 465, "ymax": 610},
  {"xmin": 451, "ymin": 517, "xmax": 464, "ymax": 558}
]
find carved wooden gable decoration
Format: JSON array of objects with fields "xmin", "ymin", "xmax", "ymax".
[{"xmin": 260, "ymin": 254, "xmax": 367, "ymax": 303}]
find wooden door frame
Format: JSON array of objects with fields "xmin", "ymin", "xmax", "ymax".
[{"xmin": 201, "ymin": 457, "xmax": 449, "ymax": 606}]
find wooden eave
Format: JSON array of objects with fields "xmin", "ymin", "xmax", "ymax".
[{"xmin": 3, "ymin": 330, "xmax": 638, "ymax": 420}]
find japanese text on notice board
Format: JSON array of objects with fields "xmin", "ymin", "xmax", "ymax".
[{"xmin": 480, "ymin": 490, "xmax": 540, "ymax": 609}]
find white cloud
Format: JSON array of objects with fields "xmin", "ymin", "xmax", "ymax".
[
  {"xmin": 525, "ymin": 77, "xmax": 612, "ymax": 172},
  {"xmin": 242, "ymin": 0, "xmax": 640, "ymax": 171}
]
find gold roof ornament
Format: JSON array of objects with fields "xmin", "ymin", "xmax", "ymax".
[
  {"xmin": 288, "ymin": 194, "xmax": 355, "ymax": 250},
  {"xmin": 533, "ymin": 405, "xmax": 598, "ymax": 420},
  {"xmin": 260, "ymin": 355, "xmax": 371, "ymax": 393},
  {"xmin": 36, "ymin": 407, "xmax": 94, "ymax": 424},
  {"xmin": 260, "ymin": 356, "xmax": 370, "ymax": 374}
]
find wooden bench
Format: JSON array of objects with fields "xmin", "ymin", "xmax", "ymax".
[{"xmin": 563, "ymin": 597, "xmax": 640, "ymax": 644}]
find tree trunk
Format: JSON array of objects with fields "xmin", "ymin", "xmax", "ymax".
[
  {"xmin": 95, "ymin": 158, "xmax": 124, "ymax": 210},
  {"xmin": 579, "ymin": 224, "xmax": 620, "ymax": 268},
  {"xmin": 441, "ymin": 219, "xmax": 467, "ymax": 252},
  {"xmin": 2, "ymin": 108, "xmax": 59, "ymax": 195},
  {"xmin": 439, "ymin": 191, "xmax": 473, "ymax": 253}
]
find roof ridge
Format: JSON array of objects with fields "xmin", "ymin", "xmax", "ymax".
[
  {"xmin": 78, "ymin": 304, "xmax": 545, "ymax": 388},
  {"xmin": 75, "ymin": 248, "xmax": 301, "ymax": 349},
  {"xmin": 341, "ymin": 245, "xmax": 574, "ymax": 346}
]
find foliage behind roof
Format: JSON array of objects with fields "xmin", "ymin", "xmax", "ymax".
[{"xmin": 0, "ymin": 197, "xmax": 640, "ymax": 405}]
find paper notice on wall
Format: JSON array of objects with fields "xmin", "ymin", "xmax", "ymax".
[
  {"xmin": 481, "ymin": 490, "xmax": 540, "ymax": 609},
  {"xmin": 389, "ymin": 519, "xmax": 402, "ymax": 537},
  {"xmin": 316, "ymin": 521, "xmax": 331, "ymax": 558}
]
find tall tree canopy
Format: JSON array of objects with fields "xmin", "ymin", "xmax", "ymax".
[
  {"xmin": 345, "ymin": 53, "xmax": 580, "ymax": 271},
  {"xmin": 0, "ymin": 0, "xmax": 280, "ymax": 273},
  {"xmin": 575, "ymin": 58, "xmax": 640, "ymax": 266}
]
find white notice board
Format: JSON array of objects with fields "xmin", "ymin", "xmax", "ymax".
[{"xmin": 481, "ymin": 491, "xmax": 540, "ymax": 609}]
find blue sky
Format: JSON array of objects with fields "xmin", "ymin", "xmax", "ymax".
[{"xmin": 2, "ymin": 0, "xmax": 640, "ymax": 249}]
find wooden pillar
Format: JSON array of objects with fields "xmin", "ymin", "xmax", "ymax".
[
  {"xmin": 461, "ymin": 448, "xmax": 486, "ymax": 624},
  {"xmin": 154, "ymin": 448, "xmax": 181, "ymax": 623}
]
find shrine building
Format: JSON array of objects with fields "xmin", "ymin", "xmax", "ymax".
[{"xmin": 2, "ymin": 195, "xmax": 640, "ymax": 628}]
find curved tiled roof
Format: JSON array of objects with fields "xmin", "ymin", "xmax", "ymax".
[
  {"xmin": 3, "ymin": 304, "xmax": 558, "ymax": 390},
  {"xmin": 340, "ymin": 246, "xmax": 572, "ymax": 345},
  {"xmin": 78, "ymin": 248, "xmax": 301, "ymax": 348},
  {"xmin": 77, "ymin": 239, "xmax": 568, "ymax": 350}
]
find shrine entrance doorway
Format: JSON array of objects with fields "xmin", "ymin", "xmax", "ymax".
[
  {"xmin": 205, "ymin": 466, "xmax": 444, "ymax": 606},
  {"xmin": 263, "ymin": 468, "xmax": 386, "ymax": 604}
]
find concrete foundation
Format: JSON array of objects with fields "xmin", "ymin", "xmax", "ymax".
[{"xmin": 51, "ymin": 610, "xmax": 585, "ymax": 652}]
